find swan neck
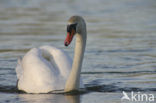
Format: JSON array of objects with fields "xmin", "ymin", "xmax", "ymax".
[{"xmin": 65, "ymin": 31, "xmax": 86, "ymax": 92}]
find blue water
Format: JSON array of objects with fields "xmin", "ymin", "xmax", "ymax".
[{"xmin": 0, "ymin": 0, "xmax": 156, "ymax": 103}]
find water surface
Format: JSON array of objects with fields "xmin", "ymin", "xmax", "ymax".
[{"xmin": 0, "ymin": 0, "xmax": 156, "ymax": 103}]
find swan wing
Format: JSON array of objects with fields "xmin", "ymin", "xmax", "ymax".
[
  {"xmin": 40, "ymin": 46, "xmax": 72, "ymax": 78},
  {"xmin": 16, "ymin": 48, "xmax": 58, "ymax": 93},
  {"xmin": 16, "ymin": 46, "xmax": 72, "ymax": 93},
  {"xmin": 16, "ymin": 58, "xmax": 23, "ymax": 80},
  {"xmin": 40, "ymin": 46, "xmax": 84, "ymax": 89}
]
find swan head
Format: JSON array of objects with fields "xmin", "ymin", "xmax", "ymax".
[{"xmin": 64, "ymin": 16, "xmax": 86, "ymax": 46}]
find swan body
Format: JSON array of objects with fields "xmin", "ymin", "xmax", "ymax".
[
  {"xmin": 16, "ymin": 46, "xmax": 73, "ymax": 93},
  {"xmin": 16, "ymin": 16, "xmax": 87, "ymax": 93}
]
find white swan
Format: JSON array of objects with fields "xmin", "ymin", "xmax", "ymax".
[{"xmin": 16, "ymin": 16, "xmax": 87, "ymax": 93}]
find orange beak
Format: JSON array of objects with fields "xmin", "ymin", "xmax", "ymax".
[{"xmin": 64, "ymin": 29, "xmax": 75, "ymax": 46}]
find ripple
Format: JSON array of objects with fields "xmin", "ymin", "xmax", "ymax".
[
  {"xmin": 106, "ymin": 48, "xmax": 153, "ymax": 53},
  {"xmin": 85, "ymin": 84, "xmax": 156, "ymax": 92},
  {"xmin": 0, "ymin": 84, "xmax": 156, "ymax": 94},
  {"xmin": 0, "ymin": 85, "xmax": 19, "ymax": 93},
  {"xmin": 82, "ymin": 70, "xmax": 156, "ymax": 75},
  {"xmin": 0, "ymin": 67, "xmax": 14, "ymax": 71}
]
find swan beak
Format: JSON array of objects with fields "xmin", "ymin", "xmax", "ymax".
[{"xmin": 64, "ymin": 29, "xmax": 75, "ymax": 46}]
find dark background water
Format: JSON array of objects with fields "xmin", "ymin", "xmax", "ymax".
[{"xmin": 0, "ymin": 0, "xmax": 156, "ymax": 103}]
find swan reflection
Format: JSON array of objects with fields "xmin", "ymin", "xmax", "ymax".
[{"xmin": 18, "ymin": 94, "xmax": 80, "ymax": 103}]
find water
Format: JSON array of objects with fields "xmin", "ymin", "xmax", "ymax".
[{"xmin": 0, "ymin": 0, "xmax": 156, "ymax": 103}]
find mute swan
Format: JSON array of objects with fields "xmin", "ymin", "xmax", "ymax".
[{"xmin": 16, "ymin": 16, "xmax": 87, "ymax": 93}]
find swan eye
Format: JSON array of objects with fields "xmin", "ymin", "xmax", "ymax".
[{"xmin": 67, "ymin": 23, "xmax": 77, "ymax": 34}]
